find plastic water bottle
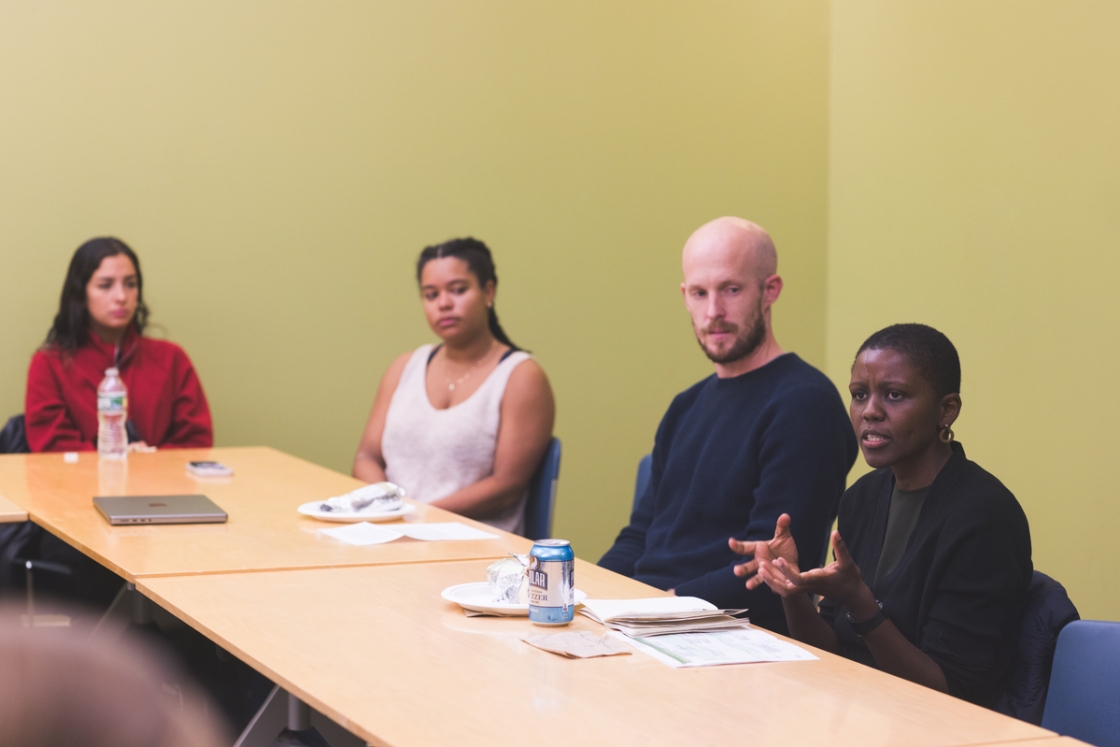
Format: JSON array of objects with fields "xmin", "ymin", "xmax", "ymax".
[{"xmin": 97, "ymin": 367, "xmax": 128, "ymax": 460}]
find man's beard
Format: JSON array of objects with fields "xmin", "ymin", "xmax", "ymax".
[{"xmin": 696, "ymin": 303, "xmax": 766, "ymax": 364}]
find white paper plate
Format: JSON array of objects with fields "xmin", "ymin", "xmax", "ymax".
[
  {"xmin": 441, "ymin": 582, "xmax": 587, "ymax": 617},
  {"xmin": 297, "ymin": 501, "xmax": 417, "ymax": 523}
]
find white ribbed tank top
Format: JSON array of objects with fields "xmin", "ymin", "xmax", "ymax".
[{"xmin": 381, "ymin": 344, "xmax": 532, "ymax": 534}]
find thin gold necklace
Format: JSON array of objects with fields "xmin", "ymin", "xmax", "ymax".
[{"xmin": 444, "ymin": 341, "xmax": 497, "ymax": 391}]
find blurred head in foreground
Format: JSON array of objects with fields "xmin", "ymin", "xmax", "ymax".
[{"xmin": 0, "ymin": 608, "xmax": 226, "ymax": 747}]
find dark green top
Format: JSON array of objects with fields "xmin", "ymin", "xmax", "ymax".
[
  {"xmin": 874, "ymin": 484, "xmax": 929, "ymax": 585},
  {"xmin": 819, "ymin": 443, "xmax": 1033, "ymax": 705}
]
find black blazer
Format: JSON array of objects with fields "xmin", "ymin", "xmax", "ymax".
[{"xmin": 820, "ymin": 442, "xmax": 1032, "ymax": 705}]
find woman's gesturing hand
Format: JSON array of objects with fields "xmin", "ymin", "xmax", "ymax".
[
  {"xmin": 759, "ymin": 530, "xmax": 870, "ymax": 607},
  {"xmin": 729, "ymin": 513, "xmax": 800, "ymax": 591}
]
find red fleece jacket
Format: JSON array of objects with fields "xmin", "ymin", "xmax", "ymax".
[{"xmin": 25, "ymin": 326, "xmax": 213, "ymax": 452}]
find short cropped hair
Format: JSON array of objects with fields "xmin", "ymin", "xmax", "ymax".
[{"xmin": 856, "ymin": 323, "xmax": 961, "ymax": 398}]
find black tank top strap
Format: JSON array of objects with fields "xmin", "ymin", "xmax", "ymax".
[{"xmin": 429, "ymin": 344, "xmax": 517, "ymax": 368}]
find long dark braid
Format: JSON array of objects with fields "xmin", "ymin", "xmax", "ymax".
[{"xmin": 416, "ymin": 238, "xmax": 520, "ymax": 351}]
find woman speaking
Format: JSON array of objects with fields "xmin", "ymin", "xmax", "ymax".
[
  {"xmin": 731, "ymin": 324, "xmax": 1032, "ymax": 706},
  {"xmin": 353, "ymin": 238, "xmax": 554, "ymax": 535}
]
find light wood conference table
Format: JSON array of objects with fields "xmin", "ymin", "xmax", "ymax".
[
  {"xmin": 0, "ymin": 447, "xmax": 531, "ymax": 580},
  {"xmin": 138, "ymin": 558, "xmax": 1056, "ymax": 747},
  {"xmin": 983, "ymin": 739, "xmax": 1093, "ymax": 747},
  {"xmin": 0, "ymin": 493, "xmax": 27, "ymax": 523}
]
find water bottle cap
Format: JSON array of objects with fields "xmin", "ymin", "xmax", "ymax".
[{"xmin": 105, "ymin": 368, "xmax": 119, "ymax": 376}]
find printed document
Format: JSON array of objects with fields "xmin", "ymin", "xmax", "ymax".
[{"xmin": 618, "ymin": 628, "xmax": 818, "ymax": 668}]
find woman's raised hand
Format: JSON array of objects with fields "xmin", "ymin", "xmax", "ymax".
[
  {"xmin": 729, "ymin": 513, "xmax": 800, "ymax": 591},
  {"xmin": 760, "ymin": 530, "xmax": 870, "ymax": 605}
]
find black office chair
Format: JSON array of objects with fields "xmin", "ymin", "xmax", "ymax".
[
  {"xmin": 0, "ymin": 414, "xmax": 36, "ymax": 596},
  {"xmin": 994, "ymin": 571, "xmax": 1080, "ymax": 724},
  {"xmin": 0, "ymin": 414, "xmax": 29, "ymax": 454},
  {"xmin": 2, "ymin": 414, "xmax": 138, "ymax": 611},
  {"xmin": 0, "ymin": 413, "xmax": 82, "ymax": 619}
]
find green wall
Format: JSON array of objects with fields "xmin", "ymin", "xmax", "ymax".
[
  {"xmin": 827, "ymin": 2, "xmax": 1120, "ymax": 621},
  {"xmin": 4, "ymin": 1, "xmax": 1117, "ymax": 623},
  {"xmin": 0, "ymin": 2, "xmax": 831, "ymax": 561}
]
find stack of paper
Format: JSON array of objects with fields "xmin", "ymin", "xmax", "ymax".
[{"xmin": 579, "ymin": 597, "xmax": 750, "ymax": 637}]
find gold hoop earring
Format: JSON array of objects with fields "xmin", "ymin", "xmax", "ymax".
[{"xmin": 939, "ymin": 425, "xmax": 955, "ymax": 444}]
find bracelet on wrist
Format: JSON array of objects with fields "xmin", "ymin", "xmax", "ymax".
[{"xmin": 845, "ymin": 600, "xmax": 886, "ymax": 637}]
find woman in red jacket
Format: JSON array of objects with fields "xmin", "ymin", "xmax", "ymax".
[{"xmin": 25, "ymin": 237, "xmax": 212, "ymax": 452}]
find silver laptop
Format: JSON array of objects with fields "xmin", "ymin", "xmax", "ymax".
[{"xmin": 93, "ymin": 495, "xmax": 228, "ymax": 525}]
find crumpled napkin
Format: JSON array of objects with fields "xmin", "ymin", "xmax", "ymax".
[{"xmin": 523, "ymin": 631, "xmax": 632, "ymax": 659}]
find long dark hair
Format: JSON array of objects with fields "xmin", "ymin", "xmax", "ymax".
[
  {"xmin": 45, "ymin": 237, "xmax": 148, "ymax": 351},
  {"xmin": 416, "ymin": 237, "xmax": 520, "ymax": 351}
]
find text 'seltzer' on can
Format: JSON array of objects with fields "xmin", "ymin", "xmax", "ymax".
[{"xmin": 528, "ymin": 539, "xmax": 575, "ymax": 626}]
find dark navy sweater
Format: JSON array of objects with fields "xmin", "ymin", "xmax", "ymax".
[{"xmin": 599, "ymin": 354, "xmax": 857, "ymax": 633}]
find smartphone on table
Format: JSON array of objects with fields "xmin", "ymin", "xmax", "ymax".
[{"xmin": 186, "ymin": 461, "xmax": 234, "ymax": 477}]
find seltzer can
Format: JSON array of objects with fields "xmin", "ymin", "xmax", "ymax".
[{"xmin": 528, "ymin": 539, "xmax": 575, "ymax": 625}]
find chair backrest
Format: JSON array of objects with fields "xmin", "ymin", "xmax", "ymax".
[
  {"xmin": 994, "ymin": 571, "xmax": 1080, "ymax": 724},
  {"xmin": 522, "ymin": 437, "xmax": 561, "ymax": 541},
  {"xmin": 633, "ymin": 453, "xmax": 652, "ymax": 513},
  {"xmin": 0, "ymin": 414, "xmax": 30, "ymax": 454},
  {"xmin": 1041, "ymin": 620, "xmax": 1120, "ymax": 746}
]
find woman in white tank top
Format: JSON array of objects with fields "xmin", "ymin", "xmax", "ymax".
[{"xmin": 352, "ymin": 238, "xmax": 555, "ymax": 535}]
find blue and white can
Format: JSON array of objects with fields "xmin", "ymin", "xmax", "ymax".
[{"xmin": 528, "ymin": 539, "xmax": 575, "ymax": 626}]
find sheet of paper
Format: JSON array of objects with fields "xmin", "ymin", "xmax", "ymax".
[
  {"xmin": 524, "ymin": 632, "xmax": 632, "ymax": 659},
  {"xmin": 616, "ymin": 628, "xmax": 818, "ymax": 668},
  {"xmin": 581, "ymin": 596, "xmax": 717, "ymax": 622},
  {"xmin": 397, "ymin": 522, "xmax": 499, "ymax": 541},
  {"xmin": 319, "ymin": 522, "xmax": 403, "ymax": 546},
  {"xmin": 609, "ymin": 617, "xmax": 752, "ymax": 637}
]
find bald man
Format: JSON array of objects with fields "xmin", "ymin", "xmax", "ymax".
[{"xmin": 599, "ymin": 217, "xmax": 857, "ymax": 633}]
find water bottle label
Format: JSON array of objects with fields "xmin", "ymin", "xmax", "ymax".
[{"xmin": 98, "ymin": 394, "xmax": 127, "ymax": 413}]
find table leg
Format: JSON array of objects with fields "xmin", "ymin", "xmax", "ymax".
[
  {"xmin": 234, "ymin": 686, "xmax": 368, "ymax": 747},
  {"xmin": 288, "ymin": 693, "xmax": 311, "ymax": 731},
  {"xmin": 89, "ymin": 582, "xmax": 153, "ymax": 643},
  {"xmin": 87, "ymin": 586, "xmax": 367, "ymax": 747},
  {"xmin": 234, "ymin": 685, "xmax": 287, "ymax": 747},
  {"xmin": 310, "ymin": 710, "xmax": 367, "ymax": 747},
  {"xmin": 21, "ymin": 559, "xmax": 72, "ymax": 628}
]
